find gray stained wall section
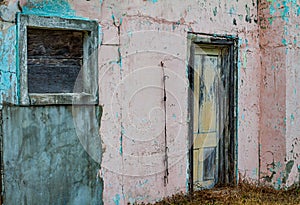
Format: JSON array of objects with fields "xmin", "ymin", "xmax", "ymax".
[{"xmin": 2, "ymin": 105, "xmax": 103, "ymax": 205}]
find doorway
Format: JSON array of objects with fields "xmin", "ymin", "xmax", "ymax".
[{"xmin": 188, "ymin": 34, "xmax": 237, "ymax": 190}]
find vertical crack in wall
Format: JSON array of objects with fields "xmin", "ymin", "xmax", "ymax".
[
  {"xmin": 257, "ymin": 0, "xmax": 264, "ymax": 184},
  {"xmin": 111, "ymin": 17, "xmax": 122, "ymax": 137},
  {"xmin": 161, "ymin": 61, "xmax": 169, "ymax": 186},
  {"xmin": 112, "ymin": 13, "xmax": 125, "ymax": 201}
]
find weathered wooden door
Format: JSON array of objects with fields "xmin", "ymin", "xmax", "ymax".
[{"xmin": 192, "ymin": 45, "xmax": 229, "ymax": 189}]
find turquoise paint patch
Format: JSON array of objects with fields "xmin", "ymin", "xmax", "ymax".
[
  {"xmin": 119, "ymin": 135, "xmax": 123, "ymax": 155},
  {"xmin": 127, "ymin": 31, "xmax": 133, "ymax": 37},
  {"xmin": 149, "ymin": 0, "xmax": 158, "ymax": 3},
  {"xmin": 118, "ymin": 47, "xmax": 122, "ymax": 68},
  {"xmin": 236, "ymin": 37, "xmax": 241, "ymax": 184},
  {"xmin": 172, "ymin": 113, "xmax": 176, "ymax": 119},
  {"xmin": 276, "ymin": 161, "xmax": 282, "ymax": 168},
  {"xmin": 16, "ymin": 14, "xmax": 21, "ymax": 104},
  {"xmin": 111, "ymin": 13, "xmax": 115, "ymax": 22},
  {"xmin": 276, "ymin": 2, "xmax": 281, "ymax": 8},
  {"xmin": 229, "ymin": 6, "xmax": 236, "ymax": 16},
  {"xmin": 281, "ymin": 1, "xmax": 290, "ymax": 22},
  {"xmin": 238, "ymin": 14, "xmax": 243, "ymax": 20},
  {"xmin": 137, "ymin": 179, "xmax": 149, "ymax": 187},
  {"xmin": 270, "ymin": 4, "xmax": 276, "ymax": 15},
  {"xmin": 285, "ymin": 160, "xmax": 294, "ymax": 182},
  {"xmin": 291, "ymin": 114, "xmax": 295, "ymax": 122},
  {"xmin": 238, "ymin": 38, "xmax": 243, "ymax": 46},
  {"xmin": 284, "ymin": 25, "xmax": 288, "ymax": 35},
  {"xmin": 113, "ymin": 194, "xmax": 121, "ymax": 205},
  {"xmin": 245, "ymin": 39, "xmax": 249, "ymax": 46},
  {"xmin": 213, "ymin": 7, "xmax": 217, "ymax": 16},
  {"xmin": 268, "ymin": 17, "xmax": 274, "ymax": 25},
  {"xmin": 185, "ymin": 177, "xmax": 189, "ymax": 192},
  {"xmin": 172, "ymin": 20, "xmax": 180, "ymax": 31},
  {"xmin": 121, "ymin": 125, "xmax": 125, "ymax": 135},
  {"xmin": 0, "ymin": 24, "xmax": 18, "ymax": 104},
  {"xmin": 243, "ymin": 52, "xmax": 247, "ymax": 67},
  {"xmin": 282, "ymin": 38, "xmax": 288, "ymax": 46},
  {"xmin": 237, "ymin": 60, "xmax": 242, "ymax": 70},
  {"xmin": 22, "ymin": 0, "xmax": 86, "ymax": 19},
  {"xmin": 0, "ymin": 26, "xmax": 17, "ymax": 72},
  {"xmin": 98, "ymin": 25, "xmax": 102, "ymax": 45},
  {"xmin": 120, "ymin": 125, "xmax": 124, "ymax": 155},
  {"xmin": 276, "ymin": 177, "xmax": 282, "ymax": 189},
  {"xmin": 185, "ymin": 60, "xmax": 189, "ymax": 79}
]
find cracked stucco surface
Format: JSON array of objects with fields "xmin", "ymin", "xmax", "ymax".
[{"xmin": 0, "ymin": 0, "xmax": 300, "ymax": 204}]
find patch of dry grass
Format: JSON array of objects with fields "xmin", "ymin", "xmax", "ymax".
[{"xmin": 142, "ymin": 183, "xmax": 300, "ymax": 205}]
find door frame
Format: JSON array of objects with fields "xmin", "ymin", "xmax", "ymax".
[{"xmin": 187, "ymin": 33, "xmax": 238, "ymax": 191}]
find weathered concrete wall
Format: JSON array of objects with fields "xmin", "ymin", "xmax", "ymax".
[
  {"xmin": 281, "ymin": 0, "xmax": 300, "ymax": 188},
  {"xmin": 2, "ymin": 106, "xmax": 103, "ymax": 205},
  {"xmin": 0, "ymin": 0, "xmax": 261, "ymax": 204},
  {"xmin": 97, "ymin": 0, "xmax": 261, "ymax": 204},
  {"xmin": 259, "ymin": 0, "xmax": 300, "ymax": 189},
  {"xmin": 2, "ymin": 0, "xmax": 300, "ymax": 204}
]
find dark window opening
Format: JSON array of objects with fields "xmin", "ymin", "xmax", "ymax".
[{"xmin": 27, "ymin": 28, "xmax": 84, "ymax": 93}]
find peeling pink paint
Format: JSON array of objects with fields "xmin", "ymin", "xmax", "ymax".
[
  {"xmin": 1, "ymin": 0, "xmax": 300, "ymax": 204},
  {"xmin": 259, "ymin": 0, "xmax": 300, "ymax": 189},
  {"xmin": 95, "ymin": 0, "xmax": 261, "ymax": 204},
  {"xmin": 71, "ymin": 0, "xmax": 299, "ymax": 204}
]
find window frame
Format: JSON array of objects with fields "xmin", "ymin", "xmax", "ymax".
[{"xmin": 17, "ymin": 14, "xmax": 99, "ymax": 105}]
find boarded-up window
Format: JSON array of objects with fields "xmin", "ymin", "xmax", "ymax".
[
  {"xmin": 27, "ymin": 29, "xmax": 84, "ymax": 93},
  {"xmin": 18, "ymin": 14, "xmax": 99, "ymax": 105}
]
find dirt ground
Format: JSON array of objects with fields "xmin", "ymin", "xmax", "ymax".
[{"xmin": 143, "ymin": 183, "xmax": 300, "ymax": 205}]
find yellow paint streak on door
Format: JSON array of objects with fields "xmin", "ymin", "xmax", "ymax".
[{"xmin": 193, "ymin": 47, "xmax": 220, "ymax": 189}]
